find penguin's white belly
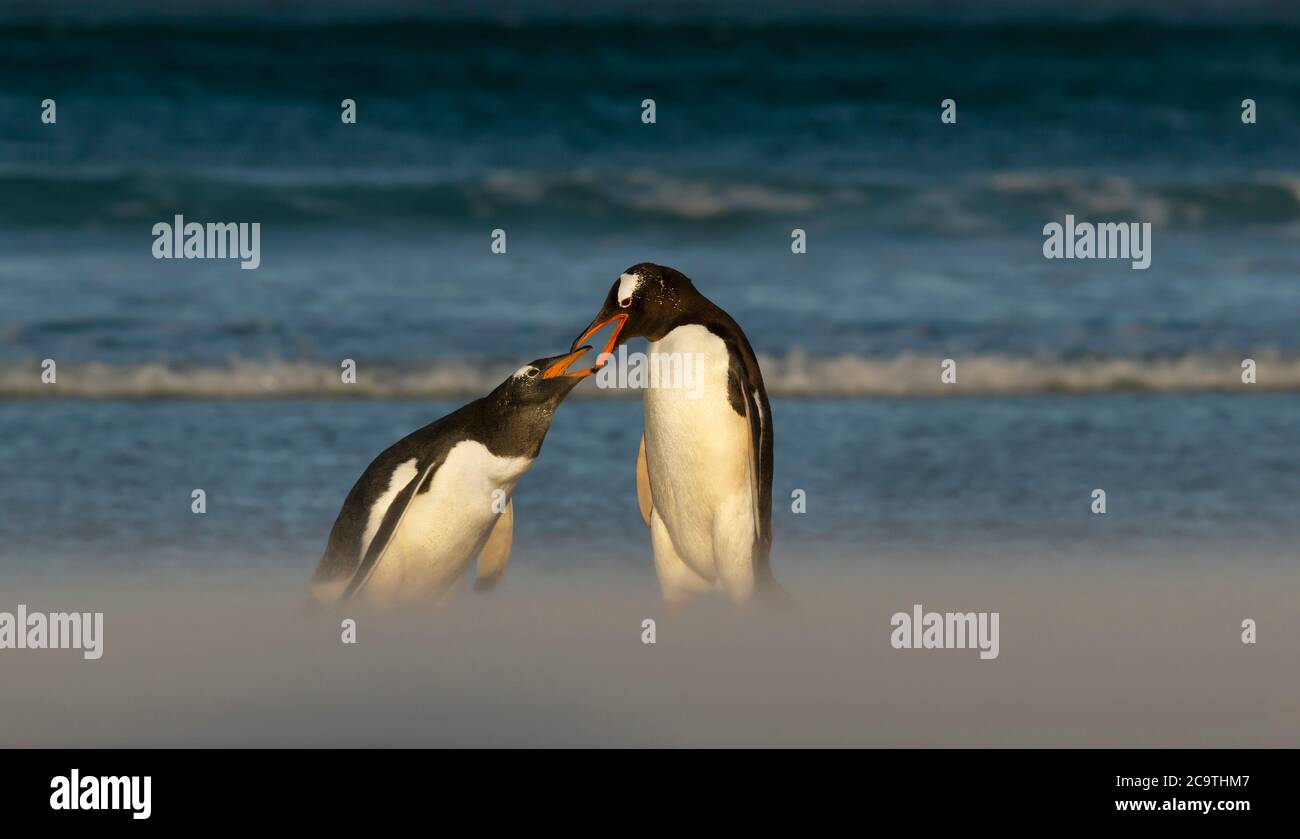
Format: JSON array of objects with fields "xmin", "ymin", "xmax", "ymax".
[
  {"xmin": 361, "ymin": 441, "xmax": 531, "ymax": 604},
  {"xmin": 644, "ymin": 325, "xmax": 755, "ymax": 583}
]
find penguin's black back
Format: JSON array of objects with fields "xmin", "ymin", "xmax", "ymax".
[{"xmin": 311, "ymin": 390, "xmax": 553, "ymax": 588}]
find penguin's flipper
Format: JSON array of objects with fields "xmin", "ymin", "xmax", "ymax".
[
  {"xmin": 736, "ymin": 369, "xmax": 774, "ymax": 568},
  {"xmin": 635, "ymin": 434, "xmax": 653, "ymax": 525},
  {"xmin": 474, "ymin": 499, "xmax": 514, "ymax": 592},
  {"xmin": 340, "ymin": 454, "xmax": 445, "ymax": 601}
]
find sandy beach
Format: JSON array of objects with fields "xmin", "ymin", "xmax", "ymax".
[{"xmin": 2, "ymin": 564, "xmax": 1294, "ymax": 748}]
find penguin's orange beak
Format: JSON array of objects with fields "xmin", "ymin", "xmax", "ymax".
[
  {"xmin": 571, "ymin": 313, "xmax": 628, "ymax": 368},
  {"xmin": 542, "ymin": 346, "xmax": 594, "ymax": 379}
]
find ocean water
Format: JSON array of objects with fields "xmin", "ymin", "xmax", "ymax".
[
  {"xmin": 2, "ymin": 13, "xmax": 1299, "ymax": 580},
  {"xmin": 3, "ymin": 19, "xmax": 1300, "ymax": 376},
  {"xmin": 3, "ymin": 394, "xmax": 1298, "ymax": 581}
]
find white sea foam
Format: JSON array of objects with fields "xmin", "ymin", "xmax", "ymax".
[{"xmin": 3, "ymin": 351, "xmax": 1296, "ymax": 399}]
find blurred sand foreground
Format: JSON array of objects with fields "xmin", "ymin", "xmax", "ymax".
[{"xmin": 1, "ymin": 566, "xmax": 1295, "ymax": 747}]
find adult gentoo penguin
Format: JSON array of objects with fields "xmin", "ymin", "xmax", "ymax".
[
  {"xmin": 570, "ymin": 263, "xmax": 781, "ymax": 605},
  {"xmin": 310, "ymin": 347, "xmax": 591, "ymax": 607}
]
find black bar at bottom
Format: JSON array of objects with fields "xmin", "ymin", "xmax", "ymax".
[{"xmin": 0, "ymin": 748, "xmax": 1282, "ymax": 826}]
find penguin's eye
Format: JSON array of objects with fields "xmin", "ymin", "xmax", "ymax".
[
  {"xmin": 618, "ymin": 297, "xmax": 632, "ymax": 308},
  {"xmin": 525, "ymin": 367, "xmax": 540, "ymax": 378}
]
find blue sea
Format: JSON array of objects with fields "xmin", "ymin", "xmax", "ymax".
[{"xmin": 2, "ymin": 7, "xmax": 1299, "ymax": 581}]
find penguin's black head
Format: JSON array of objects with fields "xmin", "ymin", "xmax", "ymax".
[
  {"xmin": 569, "ymin": 263, "xmax": 697, "ymax": 367},
  {"xmin": 498, "ymin": 347, "xmax": 593, "ymax": 405}
]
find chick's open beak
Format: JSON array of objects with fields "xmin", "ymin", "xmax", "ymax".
[{"xmin": 542, "ymin": 345, "xmax": 593, "ymax": 379}]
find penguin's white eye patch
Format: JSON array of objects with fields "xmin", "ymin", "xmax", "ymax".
[
  {"xmin": 514, "ymin": 365, "xmax": 540, "ymax": 379},
  {"xmin": 616, "ymin": 272, "xmax": 642, "ymax": 305}
]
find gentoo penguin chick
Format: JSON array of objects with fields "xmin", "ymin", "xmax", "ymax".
[
  {"xmin": 570, "ymin": 263, "xmax": 780, "ymax": 605},
  {"xmin": 310, "ymin": 347, "xmax": 592, "ymax": 607}
]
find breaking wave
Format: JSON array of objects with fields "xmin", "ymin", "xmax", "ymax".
[
  {"xmin": 4, "ymin": 167, "xmax": 1300, "ymax": 230},
  {"xmin": 3, "ymin": 351, "xmax": 1296, "ymax": 399}
]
